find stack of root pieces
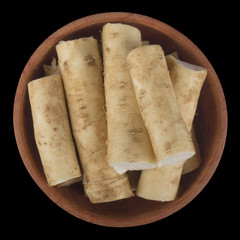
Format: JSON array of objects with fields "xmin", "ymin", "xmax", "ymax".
[{"xmin": 28, "ymin": 23, "xmax": 207, "ymax": 203}]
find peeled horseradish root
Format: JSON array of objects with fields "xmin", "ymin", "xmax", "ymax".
[
  {"xmin": 28, "ymin": 74, "xmax": 82, "ymax": 187},
  {"xmin": 127, "ymin": 45, "xmax": 196, "ymax": 168},
  {"xmin": 56, "ymin": 37, "xmax": 133, "ymax": 203},
  {"xmin": 102, "ymin": 23, "xmax": 156, "ymax": 174}
]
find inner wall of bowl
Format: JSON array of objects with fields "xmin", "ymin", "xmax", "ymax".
[{"xmin": 20, "ymin": 17, "xmax": 223, "ymax": 226}]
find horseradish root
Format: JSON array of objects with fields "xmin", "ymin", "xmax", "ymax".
[
  {"xmin": 102, "ymin": 23, "xmax": 156, "ymax": 174},
  {"xmin": 28, "ymin": 74, "xmax": 82, "ymax": 187},
  {"xmin": 56, "ymin": 37, "xmax": 133, "ymax": 203}
]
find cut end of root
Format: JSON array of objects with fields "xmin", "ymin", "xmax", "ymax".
[
  {"xmin": 157, "ymin": 151, "xmax": 195, "ymax": 168},
  {"xmin": 111, "ymin": 162, "xmax": 157, "ymax": 174}
]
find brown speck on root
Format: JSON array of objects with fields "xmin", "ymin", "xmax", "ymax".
[
  {"xmin": 119, "ymin": 97, "xmax": 126, "ymax": 102},
  {"xmin": 164, "ymin": 142, "xmax": 172, "ymax": 151},
  {"xmin": 76, "ymin": 98, "xmax": 84, "ymax": 102},
  {"xmin": 45, "ymin": 105, "xmax": 51, "ymax": 123},
  {"xmin": 104, "ymin": 194, "xmax": 109, "ymax": 199},
  {"xmin": 119, "ymin": 103, "xmax": 127, "ymax": 107},
  {"xmin": 118, "ymin": 97, "xmax": 127, "ymax": 107},
  {"xmin": 171, "ymin": 176, "xmax": 179, "ymax": 185},
  {"xmin": 132, "ymin": 137, "xmax": 140, "ymax": 143},
  {"xmin": 110, "ymin": 32, "xmax": 119, "ymax": 38},
  {"xmin": 128, "ymin": 128, "xmax": 143, "ymax": 134},
  {"xmin": 106, "ymin": 47, "xmax": 111, "ymax": 53},
  {"xmin": 84, "ymin": 55, "xmax": 96, "ymax": 66},
  {"xmin": 139, "ymin": 89, "xmax": 146, "ymax": 99},
  {"xmin": 163, "ymin": 83, "xmax": 170, "ymax": 88},
  {"xmin": 80, "ymin": 113, "xmax": 88, "ymax": 118},
  {"xmin": 80, "ymin": 105, "xmax": 87, "ymax": 110},
  {"xmin": 127, "ymin": 128, "xmax": 142, "ymax": 143},
  {"xmin": 118, "ymin": 82, "xmax": 125, "ymax": 88}
]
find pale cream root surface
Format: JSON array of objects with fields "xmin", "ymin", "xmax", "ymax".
[
  {"xmin": 28, "ymin": 74, "xmax": 82, "ymax": 187},
  {"xmin": 102, "ymin": 23, "xmax": 156, "ymax": 173},
  {"xmin": 56, "ymin": 37, "xmax": 133, "ymax": 203},
  {"xmin": 127, "ymin": 45, "xmax": 195, "ymax": 167},
  {"xmin": 136, "ymin": 161, "xmax": 183, "ymax": 201}
]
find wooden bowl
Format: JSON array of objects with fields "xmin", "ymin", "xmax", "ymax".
[{"xmin": 13, "ymin": 12, "xmax": 227, "ymax": 227}]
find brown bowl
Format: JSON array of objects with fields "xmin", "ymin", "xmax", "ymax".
[{"xmin": 13, "ymin": 12, "xmax": 227, "ymax": 227}]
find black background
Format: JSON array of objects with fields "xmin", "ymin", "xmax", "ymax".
[{"xmin": 5, "ymin": 1, "xmax": 236, "ymax": 237}]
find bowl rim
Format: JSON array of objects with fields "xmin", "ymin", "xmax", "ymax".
[{"xmin": 13, "ymin": 12, "xmax": 228, "ymax": 227}]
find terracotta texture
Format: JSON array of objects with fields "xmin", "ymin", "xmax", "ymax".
[{"xmin": 13, "ymin": 12, "xmax": 227, "ymax": 227}]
